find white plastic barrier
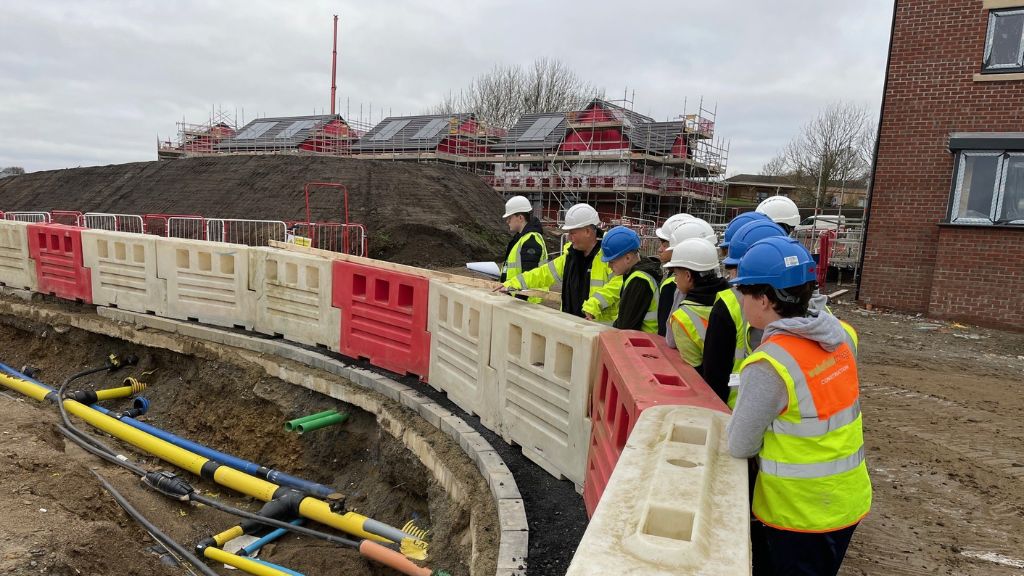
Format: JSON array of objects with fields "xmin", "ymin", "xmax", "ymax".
[
  {"xmin": 0, "ymin": 221, "xmax": 37, "ymax": 291},
  {"xmin": 490, "ymin": 298, "xmax": 609, "ymax": 489},
  {"xmin": 427, "ymin": 279, "xmax": 509, "ymax": 429},
  {"xmin": 156, "ymin": 237, "xmax": 255, "ymax": 329},
  {"xmin": 250, "ymin": 247, "xmax": 340, "ymax": 349},
  {"xmin": 566, "ymin": 405, "xmax": 750, "ymax": 576},
  {"xmin": 82, "ymin": 229, "xmax": 166, "ymax": 315}
]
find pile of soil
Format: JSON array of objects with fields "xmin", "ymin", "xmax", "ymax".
[
  {"xmin": 0, "ymin": 317, "xmax": 488, "ymax": 576},
  {"xmin": 0, "ymin": 156, "xmax": 508, "ymax": 266}
]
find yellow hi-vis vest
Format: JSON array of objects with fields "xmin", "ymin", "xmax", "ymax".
[
  {"xmin": 714, "ymin": 286, "xmax": 748, "ymax": 409},
  {"xmin": 739, "ymin": 321, "xmax": 871, "ymax": 533},
  {"xmin": 502, "ymin": 230, "xmax": 547, "ymax": 304},
  {"xmin": 505, "ymin": 243, "xmax": 622, "ymax": 324},
  {"xmin": 621, "ymin": 268, "xmax": 660, "ymax": 334},
  {"xmin": 671, "ymin": 301, "xmax": 712, "ymax": 367}
]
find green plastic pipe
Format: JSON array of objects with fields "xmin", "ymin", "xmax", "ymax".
[
  {"xmin": 296, "ymin": 412, "xmax": 349, "ymax": 434},
  {"xmin": 284, "ymin": 410, "xmax": 338, "ymax": 431}
]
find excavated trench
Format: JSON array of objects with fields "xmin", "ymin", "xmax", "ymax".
[{"xmin": 0, "ymin": 310, "xmax": 499, "ymax": 576}]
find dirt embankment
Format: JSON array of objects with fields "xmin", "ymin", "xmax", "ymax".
[
  {"xmin": 0, "ymin": 316, "xmax": 490, "ymax": 576},
  {"xmin": 0, "ymin": 156, "xmax": 508, "ymax": 266}
]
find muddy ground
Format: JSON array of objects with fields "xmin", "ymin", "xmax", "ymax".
[
  {"xmin": 0, "ymin": 156, "xmax": 509, "ymax": 266},
  {"xmin": 0, "ymin": 318, "xmax": 490, "ymax": 576},
  {"xmin": 832, "ymin": 300, "xmax": 1024, "ymax": 575},
  {"xmin": 1, "ymin": 295, "xmax": 1023, "ymax": 576}
]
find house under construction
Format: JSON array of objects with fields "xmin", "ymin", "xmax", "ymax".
[{"xmin": 158, "ymin": 98, "xmax": 729, "ymax": 227}]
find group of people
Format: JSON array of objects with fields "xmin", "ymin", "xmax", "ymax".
[{"xmin": 496, "ymin": 195, "xmax": 871, "ymax": 576}]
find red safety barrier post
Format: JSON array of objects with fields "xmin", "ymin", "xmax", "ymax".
[
  {"xmin": 584, "ymin": 330, "xmax": 728, "ymax": 517},
  {"xmin": 331, "ymin": 260, "xmax": 430, "ymax": 380},
  {"xmin": 27, "ymin": 223, "xmax": 92, "ymax": 303}
]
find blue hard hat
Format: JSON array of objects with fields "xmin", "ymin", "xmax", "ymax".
[
  {"xmin": 730, "ymin": 236, "xmax": 816, "ymax": 290},
  {"xmin": 720, "ymin": 211, "xmax": 771, "ymax": 249},
  {"xmin": 600, "ymin": 226, "xmax": 641, "ymax": 262},
  {"xmin": 722, "ymin": 220, "xmax": 787, "ymax": 266}
]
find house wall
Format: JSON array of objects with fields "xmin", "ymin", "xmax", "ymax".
[{"xmin": 859, "ymin": 0, "xmax": 1024, "ymax": 329}]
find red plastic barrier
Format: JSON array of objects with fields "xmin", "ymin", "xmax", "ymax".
[
  {"xmin": 27, "ymin": 223, "xmax": 92, "ymax": 303},
  {"xmin": 584, "ymin": 330, "xmax": 728, "ymax": 516},
  {"xmin": 331, "ymin": 260, "xmax": 430, "ymax": 380}
]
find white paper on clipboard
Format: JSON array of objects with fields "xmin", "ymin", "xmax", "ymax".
[{"xmin": 466, "ymin": 261, "xmax": 501, "ymax": 280}]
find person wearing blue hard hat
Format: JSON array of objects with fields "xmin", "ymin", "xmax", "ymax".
[
  {"xmin": 701, "ymin": 219, "xmax": 788, "ymax": 409},
  {"xmin": 600, "ymin": 226, "xmax": 662, "ymax": 333},
  {"xmin": 719, "ymin": 211, "xmax": 772, "ymax": 261},
  {"xmin": 727, "ymin": 236, "xmax": 870, "ymax": 576}
]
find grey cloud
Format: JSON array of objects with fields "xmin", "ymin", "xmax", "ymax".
[{"xmin": 0, "ymin": 0, "xmax": 893, "ymax": 174}]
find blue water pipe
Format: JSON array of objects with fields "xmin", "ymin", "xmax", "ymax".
[
  {"xmin": 241, "ymin": 519, "xmax": 304, "ymax": 557},
  {"xmin": 250, "ymin": 558, "xmax": 305, "ymax": 576},
  {"xmin": 0, "ymin": 362, "xmax": 340, "ymax": 500}
]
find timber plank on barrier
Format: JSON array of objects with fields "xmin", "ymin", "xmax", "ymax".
[
  {"xmin": 251, "ymin": 247, "xmax": 340, "ymax": 349},
  {"xmin": 331, "ymin": 260, "xmax": 430, "ymax": 380},
  {"xmin": 490, "ymin": 298, "xmax": 609, "ymax": 489},
  {"xmin": 82, "ymin": 229, "xmax": 166, "ymax": 315},
  {"xmin": 27, "ymin": 223, "xmax": 92, "ymax": 303},
  {"xmin": 156, "ymin": 237, "xmax": 255, "ymax": 329},
  {"xmin": 585, "ymin": 330, "xmax": 729, "ymax": 516},
  {"xmin": 567, "ymin": 405, "xmax": 750, "ymax": 576},
  {"xmin": 427, "ymin": 279, "xmax": 507, "ymax": 429},
  {"xmin": 0, "ymin": 221, "xmax": 37, "ymax": 291}
]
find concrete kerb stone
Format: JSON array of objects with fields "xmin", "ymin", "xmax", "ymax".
[{"xmin": 58, "ymin": 302, "xmax": 528, "ymax": 575}]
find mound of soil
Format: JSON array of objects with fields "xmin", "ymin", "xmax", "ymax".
[{"xmin": 0, "ymin": 156, "xmax": 508, "ymax": 266}]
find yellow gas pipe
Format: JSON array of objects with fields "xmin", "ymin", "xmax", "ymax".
[{"xmin": 0, "ymin": 372, "xmax": 386, "ymax": 543}]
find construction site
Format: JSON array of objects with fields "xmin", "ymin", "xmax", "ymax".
[{"xmin": 1, "ymin": 2, "xmax": 1023, "ymax": 576}]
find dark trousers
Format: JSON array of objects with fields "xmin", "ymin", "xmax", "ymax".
[{"xmin": 753, "ymin": 521, "xmax": 858, "ymax": 576}]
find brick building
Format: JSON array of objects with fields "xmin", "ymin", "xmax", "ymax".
[{"xmin": 859, "ymin": 0, "xmax": 1024, "ymax": 330}]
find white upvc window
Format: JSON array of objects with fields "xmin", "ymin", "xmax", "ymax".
[
  {"xmin": 984, "ymin": 9, "xmax": 1024, "ymax": 73},
  {"xmin": 950, "ymin": 151, "xmax": 1024, "ymax": 224}
]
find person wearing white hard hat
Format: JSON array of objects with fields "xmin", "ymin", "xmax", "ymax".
[
  {"xmin": 664, "ymin": 238, "xmax": 731, "ymax": 369},
  {"xmin": 659, "ymin": 217, "xmax": 718, "ymax": 347},
  {"xmin": 653, "ymin": 213, "xmax": 694, "ymax": 336},
  {"xmin": 755, "ymin": 195, "xmax": 801, "ymax": 234},
  {"xmin": 499, "ymin": 196, "xmax": 547, "ymax": 304},
  {"xmin": 500, "ymin": 203, "xmax": 622, "ymax": 323}
]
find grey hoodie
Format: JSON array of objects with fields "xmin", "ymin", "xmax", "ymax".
[{"xmin": 727, "ymin": 295, "xmax": 849, "ymax": 458}]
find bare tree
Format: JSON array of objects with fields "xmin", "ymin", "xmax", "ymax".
[
  {"xmin": 0, "ymin": 166, "xmax": 25, "ymax": 179},
  {"xmin": 760, "ymin": 155, "xmax": 789, "ymax": 177},
  {"xmin": 761, "ymin": 101, "xmax": 876, "ymax": 207},
  {"xmin": 429, "ymin": 58, "xmax": 603, "ymax": 129}
]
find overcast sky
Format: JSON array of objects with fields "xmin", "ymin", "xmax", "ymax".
[{"xmin": 0, "ymin": 1, "xmax": 893, "ymax": 175}]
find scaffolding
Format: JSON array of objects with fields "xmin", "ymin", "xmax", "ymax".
[
  {"xmin": 157, "ymin": 97, "xmax": 729, "ymax": 231},
  {"xmin": 487, "ymin": 97, "xmax": 729, "ymax": 228}
]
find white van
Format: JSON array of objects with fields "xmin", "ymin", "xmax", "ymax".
[{"xmin": 795, "ymin": 215, "xmax": 847, "ymax": 232}]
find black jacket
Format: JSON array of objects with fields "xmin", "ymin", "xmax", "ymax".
[
  {"xmin": 657, "ymin": 277, "xmax": 676, "ymax": 336},
  {"xmin": 499, "ymin": 217, "xmax": 545, "ymax": 282},
  {"xmin": 613, "ymin": 257, "xmax": 663, "ymax": 331},
  {"xmin": 678, "ymin": 277, "xmax": 730, "ymax": 389},
  {"xmin": 562, "ymin": 234, "xmax": 602, "ymax": 318},
  {"xmin": 701, "ymin": 287, "xmax": 742, "ymax": 405}
]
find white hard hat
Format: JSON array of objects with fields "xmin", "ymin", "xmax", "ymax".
[
  {"xmin": 503, "ymin": 196, "xmax": 533, "ymax": 219},
  {"xmin": 561, "ymin": 203, "xmax": 601, "ymax": 230},
  {"xmin": 655, "ymin": 213, "xmax": 696, "ymax": 241},
  {"xmin": 664, "ymin": 238, "xmax": 720, "ymax": 272},
  {"xmin": 669, "ymin": 218, "xmax": 717, "ymax": 246},
  {"xmin": 756, "ymin": 196, "xmax": 801, "ymax": 227}
]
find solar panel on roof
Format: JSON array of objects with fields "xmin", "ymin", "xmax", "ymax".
[
  {"xmin": 275, "ymin": 119, "xmax": 317, "ymax": 139},
  {"xmin": 519, "ymin": 116, "xmax": 562, "ymax": 141},
  {"xmin": 411, "ymin": 118, "xmax": 449, "ymax": 140},
  {"xmin": 234, "ymin": 121, "xmax": 276, "ymax": 140},
  {"xmin": 370, "ymin": 119, "xmax": 412, "ymax": 141}
]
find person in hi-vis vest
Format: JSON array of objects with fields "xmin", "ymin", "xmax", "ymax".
[
  {"xmin": 499, "ymin": 196, "xmax": 547, "ymax": 304},
  {"xmin": 728, "ymin": 236, "xmax": 870, "ymax": 576}
]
